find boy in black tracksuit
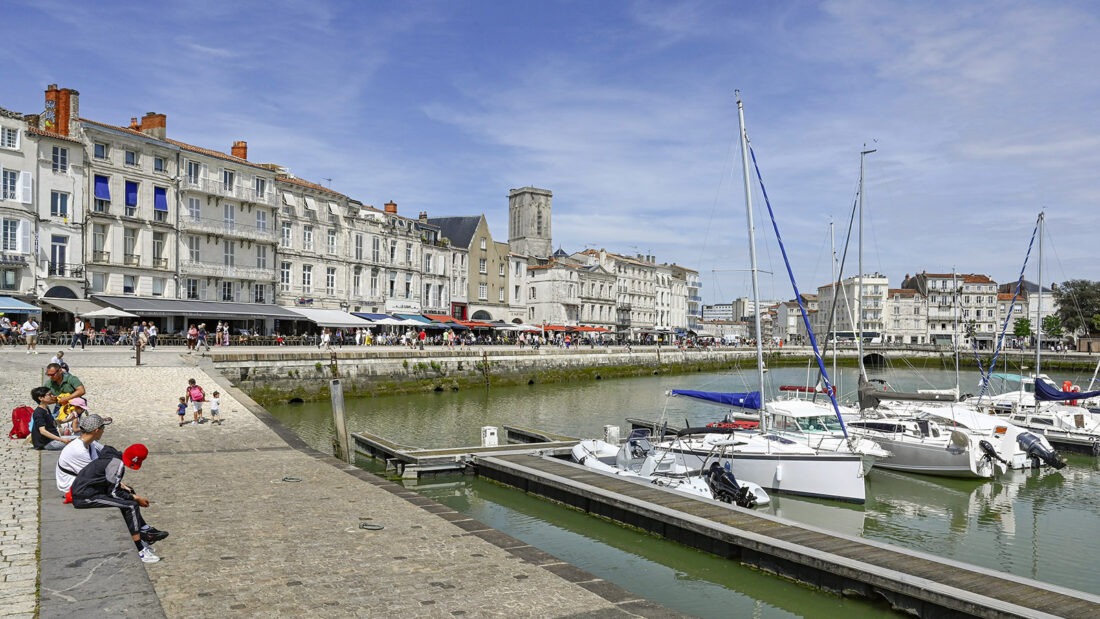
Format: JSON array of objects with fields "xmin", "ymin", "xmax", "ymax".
[{"xmin": 71, "ymin": 444, "xmax": 169, "ymax": 563}]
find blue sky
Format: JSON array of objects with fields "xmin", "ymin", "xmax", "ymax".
[{"xmin": 4, "ymin": 0, "xmax": 1098, "ymax": 303}]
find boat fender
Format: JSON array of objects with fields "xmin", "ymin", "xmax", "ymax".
[
  {"xmin": 1015, "ymin": 432, "xmax": 1067, "ymax": 470},
  {"xmin": 775, "ymin": 463, "xmax": 782, "ymax": 482}
]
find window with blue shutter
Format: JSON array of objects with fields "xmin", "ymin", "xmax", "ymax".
[
  {"xmin": 154, "ymin": 187, "xmax": 168, "ymax": 211},
  {"xmin": 94, "ymin": 175, "xmax": 110, "ymax": 200},
  {"xmin": 125, "ymin": 181, "xmax": 138, "ymax": 207}
]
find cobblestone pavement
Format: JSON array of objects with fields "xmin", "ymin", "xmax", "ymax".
[
  {"xmin": 1, "ymin": 365, "xmax": 42, "ymax": 618},
  {"xmin": 5, "ymin": 346, "xmax": 654, "ymax": 617}
]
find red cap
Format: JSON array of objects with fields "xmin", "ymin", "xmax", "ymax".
[{"xmin": 123, "ymin": 444, "xmax": 148, "ymax": 470}]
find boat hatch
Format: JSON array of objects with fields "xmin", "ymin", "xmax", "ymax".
[{"xmin": 994, "ymin": 426, "xmax": 1008, "ymax": 435}]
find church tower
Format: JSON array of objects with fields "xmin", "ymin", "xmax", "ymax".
[{"xmin": 507, "ymin": 187, "xmax": 552, "ymax": 259}]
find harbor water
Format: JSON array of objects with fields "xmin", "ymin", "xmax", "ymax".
[{"xmin": 267, "ymin": 365, "xmax": 1100, "ymax": 616}]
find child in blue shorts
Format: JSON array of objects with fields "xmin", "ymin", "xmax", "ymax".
[{"xmin": 177, "ymin": 397, "xmax": 187, "ymax": 427}]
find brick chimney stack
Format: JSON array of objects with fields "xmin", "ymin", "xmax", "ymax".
[
  {"xmin": 130, "ymin": 117, "xmax": 139, "ymax": 130},
  {"xmin": 418, "ymin": 211, "xmax": 428, "ymax": 222},
  {"xmin": 138, "ymin": 112, "xmax": 166, "ymax": 140},
  {"xmin": 231, "ymin": 140, "xmax": 247, "ymax": 160},
  {"xmin": 43, "ymin": 84, "xmax": 79, "ymax": 136},
  {"xmin": 384, "ymin": 201, "xmax": 397, "ymax": 214}
]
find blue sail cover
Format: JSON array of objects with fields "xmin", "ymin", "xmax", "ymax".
[
  {"xmin": 670, "ymin": 390, "xmax": 762, "ymax": 410},
  {"xmin": 1035, "ymin": 379, "xmax": 1100, "ymax": 402}
]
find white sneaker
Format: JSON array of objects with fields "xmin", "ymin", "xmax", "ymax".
[{"xmin": 139, "ymin": 547, "xmax": 160, "ymax": 563}]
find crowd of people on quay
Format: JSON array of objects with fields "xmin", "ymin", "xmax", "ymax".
[{"xmin": 9, "ymin": 353, "xmax": 229, "ymax": 565}]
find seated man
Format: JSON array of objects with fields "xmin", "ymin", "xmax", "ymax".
[
  {"xmin": 70, "ymin": 443, "xmax": 168, "ymax": 563},
  {"xmin": 30, "ymin": 386, "xmax": 72, "ymax": 451},
  {"xmin": 56, "ymin": 413, "xmax": 110, "ymax": 493}
]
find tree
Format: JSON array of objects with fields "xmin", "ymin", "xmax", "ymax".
[
  {"xmin": 1053, "ymin": 279, "xmax": 1100, "ymax": 335},
  {"xmin": 1013, "ymin": 317, "xmax": 1032, "ymax": 337},
  {"xmin": 1042, "ymin": 315, "xmax": 1063, "ymax": 339}
]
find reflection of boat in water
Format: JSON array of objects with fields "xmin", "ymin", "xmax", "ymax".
[{"xmin": 570, "ymin": 430, "xmax": 771, "ymax": 508}]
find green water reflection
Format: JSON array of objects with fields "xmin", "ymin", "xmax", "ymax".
[{"xmin": 269, "ymin": 365, "xmax": 1100, "ymax": 611}]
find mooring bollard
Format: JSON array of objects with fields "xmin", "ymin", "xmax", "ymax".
[{"xmin": 331, "ymin": 378, "xmax": 352, "ymax": 463}]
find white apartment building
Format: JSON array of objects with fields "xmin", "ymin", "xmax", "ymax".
[
  {"xmin": 176, "ymin": 135, "xmax": 277, "ymax": 306},
  {"xmin": 274, "ymin": 174, "xmax": 351, "ymax": 309},
  {"xmin": 0, "ymin": 107, "xmax": 36, "ymax": 298},
  {"xmin": 31, "ymin": 125, "xmax": 86, "ymax": 301},
  {"xmin": 80, "ymin": 117, "xmax": 181, "ymax": 300},
  {"xmin": 671, "ymin": 265, "xmax": 701, "ymax": 331},
  {"xmin": 507, "ymin": 252, "xmax": 528, "ymax": 323},
  {"xmin": 902, "ymin": 272, "xmax": 998, "ymax": 349},
  {"xmin": 572, "ymin": 249, "xmax": 657, "ymax": 336},
  {"xmin": 654, "ymin": 263, "xmax": 674, "ymax": 329},
  {"xmin": 884, "ymin": 288, "xmax": 927, "ymax": 344},
  {"xmin": 702, "ymin": 303, "xmax": 735, "ymax": 321},
  {"xmin": 813, "ymin": 273, "xmax": 889, "ymax": 340},
  {"xmin": 526, "ymin": 260, "xmax": 616, "ymax": 328}
]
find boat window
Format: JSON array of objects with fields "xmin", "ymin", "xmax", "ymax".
[
  {"xmin": 1024, "ymin": 382, "xmax": 1035, "ymax": 393},
  {"xmin": 802, "ymin": 415, "xmax": 843, "ymax": 433},
  {"xmin": 1032, "ymin": 418, "xmax": 1053, "ymax": 426}
]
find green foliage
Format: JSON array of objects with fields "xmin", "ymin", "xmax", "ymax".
[
  {"xmin": 402, "ymin": 359, "xmax": 409, "ymax": 369},
  {"xmin": 964, "ymin": 319, "xmax": 978, "ymax": 338},
  {"xmin": 1053, "ymin": 279, "xmax": 1100, "ymax": 335},
  {"xmin": 1013, "ymin": 317, "xmax": 1032, "ymax": 337},
  {"xmin": 1093, "ymin": 314, "xmax": 1100, "ymax": 334},
  {"xmin": 1042, "ymin": 314, "xmax": 1064, "ymax": 338},
  {"xmin": 314, "ymin": 362, "xmax": 323, "ymax": 372}
]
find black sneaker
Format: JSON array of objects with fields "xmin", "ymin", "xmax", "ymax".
[{"xmin": 141, "ymin": 528, "xmax": 169, "ymax": 544}]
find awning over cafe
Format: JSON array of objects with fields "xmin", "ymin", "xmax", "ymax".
[{"xmin": 93, "ymin": 295, "xmax": 302, "ymax": 320}]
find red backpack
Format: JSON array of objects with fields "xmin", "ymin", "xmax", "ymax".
[{"xmin": 9, "ymin": 406, "xmax": 33, "ymax": 439}]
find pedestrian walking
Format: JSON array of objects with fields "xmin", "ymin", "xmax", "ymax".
[
  {"xmin": 210, "ymin": 391, "xmax": 222, "ymax": 425},
  {"xmin": 147, "ymin": 323, "xmax": 158, "ymax": 348},
  {"xmin": 71, "ymin": 317, "xmax": 86, "ymax": 350},
  {"xmin": 176, "ymin": 397, "xmax": 187, "ymax": 427},
  {"xmin": 22, "ymin": 317, "xmax": 39, "ymax": 354},
  {"xmin": 185, "ymin": 378, "xmax": 206, "ymax": 425}
]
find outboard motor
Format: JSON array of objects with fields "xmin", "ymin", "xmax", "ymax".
[
  {"xmin": 1016, "ymin": 432, "xmax": 1068, "ymax": 470},
  {"xmin": 977, "ymin": 440, "xmax": 1006, "ymax": 465},
  {"xmin": 705, "ymin": 462, "xmax": 756, "ymax": 508}
]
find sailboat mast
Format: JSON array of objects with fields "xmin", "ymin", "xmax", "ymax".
[
  {"xmin": 830, "ymin": 219, "xmax": 837, "ymax": 383},
  {"xmin": 736, "ymin": 92, "xmax": 767, "ymax": 429},
  {"xmin": 1036, "ymin": 212, "xmax": 1044, "ymax": 376},
  {"xmin": 953, "ymin": 269, "xmax": 960, "ymax": 394},
  {"xmin": 857, "ymin": 147, "xmax": 875, "ymax": 379}
]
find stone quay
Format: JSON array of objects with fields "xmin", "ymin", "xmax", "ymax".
[{"xmin": 1, "ymin": 345, "xmax": 683, "ymax": 617}]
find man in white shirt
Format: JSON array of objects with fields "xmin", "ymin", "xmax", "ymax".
[
  {"xmin": 0, "ymin": 314, "xmax": 10, "ymax": 345},
  {"xmin": 56, "ymin": 414, "xmax": 111, "ymax": 493},
  {"xmin": 71, "ymin": 317, "xmax": 85, "ymax": 350},
  {"xmin": 22, "ymin": 318, "xmax": 39, "ymax": 354}
]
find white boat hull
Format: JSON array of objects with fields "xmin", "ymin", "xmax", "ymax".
[{"xmin": 659, "ymin": 441, "xmax": 866, "ymax": 503}]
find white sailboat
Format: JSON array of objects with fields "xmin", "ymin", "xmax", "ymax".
[
  {"xmin": 968, "ymin": 212, "xmax": 1100, "ymax": 456},
  {"xmin": 652, "ymin": 93, "xmax": 869, "ymax": 504}
]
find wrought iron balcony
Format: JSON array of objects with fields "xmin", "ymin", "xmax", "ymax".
[
  {"xmin": 152, "ymin": 257, "xmax": 169, "ymax": 269},
  {"xmin": 180, "ymin": 260, "xmax": 275, "ymax": 281},
  {"xmin": 46, "ymin": 262, "xmax": 84, "ymax": 278},
  {"xmin": 182, "ymin": 177, "xmax": 276, "ymax": 206},
  {"xmin": 180, "ymin": 215, "xmax": 276, "ymax": 242},
  {"xmin": 91, "ymin": 251, "xmax": 110, "ymax": 263},
  {"xmin": 123, "ymin": 254, "xmax": 140, "ymax": 266}
]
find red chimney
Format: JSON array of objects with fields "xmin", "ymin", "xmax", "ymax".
[
  {"xmin": 231, "ymin": 140, "xmax": 247, "ymax": 160},
  {"xmin": 43, "ymin": 84, "xmax": 79, "ymax": 136},
  {"xmin": 129, "ymin": 117, "xmax": 139, "ymax": 130},
  {"xmin": 139, "ymin": 112, "xmax": 166, "ymax": 139},
  {"xmin": 384, "ymin": 201, "xmax": 397, "ymax": 214}
]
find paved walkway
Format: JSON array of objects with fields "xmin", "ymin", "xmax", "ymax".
[{"xmin": 2, "ymin": 346, "xmax": 681, "ymax": 617}]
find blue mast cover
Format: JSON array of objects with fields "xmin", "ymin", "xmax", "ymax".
[{"xmin": 670, "ymin": 389, "xmax": 762, "ymax": 410}]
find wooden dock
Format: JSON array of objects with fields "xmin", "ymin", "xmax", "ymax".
[
  {"xmin": 474, "ymin": 452, "xmax": 1100, "ymax": 618},
  {"xmin": 351, "ymin": 426, "xmax": 578, "ymax": 478}
]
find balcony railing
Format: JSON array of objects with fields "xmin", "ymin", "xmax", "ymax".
[
  {"xmin": 46, "ymin": 262, "xmax": 84, "ymax": 278},
  {"xmin": 124, "ymin": 254, "xmax": 140, "ymax": 266},
  {"xmin": 180, "ymin": 260, "xmax": 275, "ymax": 281},
  {"xmin": 180, "ymin": 216, "xmax": 276, "ymax": 242},
  {"xmin": 181, "ymin": 177, "xmax": 276, "ymax": 206},
  {"xmin": 91, "ymin": 251, "xmax": 110, "ymax": 263},
  {"xmin": 152, "ymin": 257, "xmax": 169, "ymax": 269}
]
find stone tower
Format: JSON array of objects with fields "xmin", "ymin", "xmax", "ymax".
[{"xmin": 508, "ymin": 187, "xmax": 552, "ymax": 259}]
